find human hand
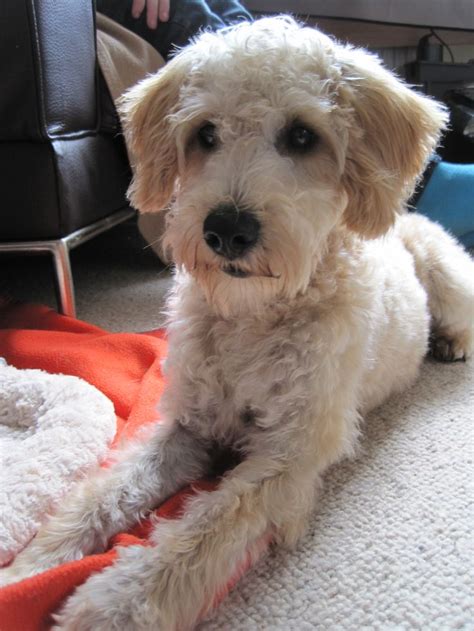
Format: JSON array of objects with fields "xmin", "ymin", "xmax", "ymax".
[{"xmin": 131, "ymin": 0, "xmax": 170, "ymax": 29}]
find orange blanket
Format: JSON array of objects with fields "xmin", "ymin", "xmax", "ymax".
[{"xmin": 0, "ymin": 302, "xmax": 254, "ymax": 631}]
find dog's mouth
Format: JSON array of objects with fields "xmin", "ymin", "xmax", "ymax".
[
  {"xmin": 193, "ymin": 260, "xmax": 280, "ymax": 280},
  {"xmin": 221, "ymin": 264, "xmax": 281, "ymax": 280},
  {"xmin": 222, "ymin": 264, "xmax": 251, "ymax": 278}
]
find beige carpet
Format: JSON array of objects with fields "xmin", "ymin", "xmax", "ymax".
[{"xmin": 1, "ymin": 219, "xmax": 473, "ymax": 630}]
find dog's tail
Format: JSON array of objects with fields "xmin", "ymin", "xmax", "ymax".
[{"xmin": 396, "ymin": 213, "xmax": 474, "ymax": 361}]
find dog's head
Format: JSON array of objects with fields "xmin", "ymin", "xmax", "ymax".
[{"xmin": 120, "ymin": 17, "xmax": 447, "ymax": 317}]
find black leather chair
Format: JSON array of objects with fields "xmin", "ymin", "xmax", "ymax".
[{"xmin": 0, "ymin": 0, "xmax": 134, "ymax": 316}]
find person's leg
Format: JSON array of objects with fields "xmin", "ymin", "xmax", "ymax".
[{"xmin": 96, "ymin": 0, "xmax": 252, "ymax": 60}]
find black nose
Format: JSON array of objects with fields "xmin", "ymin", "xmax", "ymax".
[{"xmin": 203, "ymin": 204, "xmax": 261, "ymax": 260}]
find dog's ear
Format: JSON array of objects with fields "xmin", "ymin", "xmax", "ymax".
[
  {"xmin": 336, "ymin": 47, "xmax": 448, "ymax": 238},
  {"xmin": 118, "ymin": 54, "xmax": 190, "ymax": 213}
]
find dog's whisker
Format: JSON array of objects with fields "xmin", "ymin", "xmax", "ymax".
[{"xmin": 143, "ymin": 231, "xmax": 169, "ymax": 253}]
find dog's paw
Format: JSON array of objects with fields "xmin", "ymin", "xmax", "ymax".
[
  {"xmin": 0, "ymin": 558, "xmax": 50, "ymax": 588},
  {"xmin": 0, "ymin": 552, "xmax": 49, "ymax": 587},
  {"xmin": 0, "ymin": 538, "xmax": 86, "ymax": 588},
  {"xmin": 52, "ymin": 547, "xmax": 166, "ymax": 631},
  {"xmin": 0, "ymin": 564, "xmax": 24, "ymax": 588},
  {"xmin": 52, "ymin": 586, "xmax": 114, "ymax": 631},
  {"xmin": 430, "ymin": 331, "xmax": 470, "ymax": 362}
]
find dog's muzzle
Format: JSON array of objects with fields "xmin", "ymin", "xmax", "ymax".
[{"xmin": 203, "ymin": 204, "xmax": 261, "ymax": 261}]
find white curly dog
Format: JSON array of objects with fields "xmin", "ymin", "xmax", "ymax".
[{"xmin": 2, "ymin": 16, "xmax": 473, "ymax": 631}]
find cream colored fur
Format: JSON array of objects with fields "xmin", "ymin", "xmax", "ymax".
[{"xmin": 1, "ymin": 17, "xmax": 472, "ymax": 631}]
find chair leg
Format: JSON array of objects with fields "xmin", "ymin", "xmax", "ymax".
[{"xmin": 51, "ymin": 240, "xmax": 76, "ymax": 317}]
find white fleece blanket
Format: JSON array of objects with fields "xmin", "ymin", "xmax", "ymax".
[{"xmin": 0, "ymin": 359, "xmax": 116, "ymax": 565}]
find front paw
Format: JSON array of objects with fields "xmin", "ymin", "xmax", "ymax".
[
  {"xmin": 0, "ymin": 540, "xmax": 85, "ymax": 588},
  {"xmin": 52, "ymin": 547, "xmax": 164, "ymax": 631},
  {"xmin": 52, "ymin": 587, "xmax": 113, "ymax": 631},
  {"xmin": 0, "ymin": 552, "xmax": 50, "ymax": 587},
  {"xmin": 0, "ymin": 563, "xmax": 26, "ymax": 588}
]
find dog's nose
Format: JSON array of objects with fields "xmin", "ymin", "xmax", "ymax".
[{"xmin": 203, "ymin": 204, "xmax": 260, "ymax": 260}]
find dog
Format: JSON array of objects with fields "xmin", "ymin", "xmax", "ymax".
[{"xmin": 1, "ymin": 16, "xmax": 473, "ymax": 631}]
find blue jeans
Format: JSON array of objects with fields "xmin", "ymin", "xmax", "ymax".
[{"xmin": 96, "ymin": 0, "xmax": 252, "ymax": 59}]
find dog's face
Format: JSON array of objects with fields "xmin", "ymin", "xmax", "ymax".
[{"xmin": 120, "ymin": 17, "xmax": 447, "ymax": 317}]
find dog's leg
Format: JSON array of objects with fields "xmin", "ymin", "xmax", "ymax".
[
  {"xmin": 0, "ymin": 421, "xmax": 211, "ymax": 586},
  {"xmin": 398, "ymin": 213, "xmax": 474, "ymax": 361},
  {"xmin": 51, "ymin": 455, "xmax": 321, "ymax": 631}
]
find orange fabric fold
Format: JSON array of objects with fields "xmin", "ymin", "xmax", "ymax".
[{"xmin": 0, "ymin": 303, "xmax": 231, "ymax": 631}]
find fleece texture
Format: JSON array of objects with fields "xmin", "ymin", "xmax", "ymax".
[{"xmin": 0, "ymin": 359, "xmax": 116, "ymax": 566}]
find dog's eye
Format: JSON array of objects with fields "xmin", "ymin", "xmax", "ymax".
[
  {"xmin": 197, "ymin": 123, "xmax": 218, "ymax": 150},
  {"xmin": 283, "ymin": 123, "xmax": 318, "ymax": 154}
]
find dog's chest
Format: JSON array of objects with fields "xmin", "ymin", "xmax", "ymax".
[{"xmin": 166, "ymin": 311, "xmax": 318, "ymax": 443}]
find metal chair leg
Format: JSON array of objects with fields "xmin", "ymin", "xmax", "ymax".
[
  {"xmin": 51, "ymin": 240, "xmax": 76, "ymax": 317},
  {"xmin": 0, "ymin": 207, "xmax": 135, "ymax": 317}
]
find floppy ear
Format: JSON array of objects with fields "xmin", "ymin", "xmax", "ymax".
[
  {"xmin": 337, "ymin": 47, "xmax": 448, "ymax": 238},
  {"xmin": 118, "ymin": 54, "xmax": 190, "ymax": 213}
]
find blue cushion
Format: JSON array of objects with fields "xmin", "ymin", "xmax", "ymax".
[{"xmin": 415, "ymin": 161, "xmax": 474, "ymax": 248}]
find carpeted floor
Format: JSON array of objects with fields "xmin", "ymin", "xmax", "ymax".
[{"xmin": 1, "ymin": 219, "xmax": 473, "ymax": 630}]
